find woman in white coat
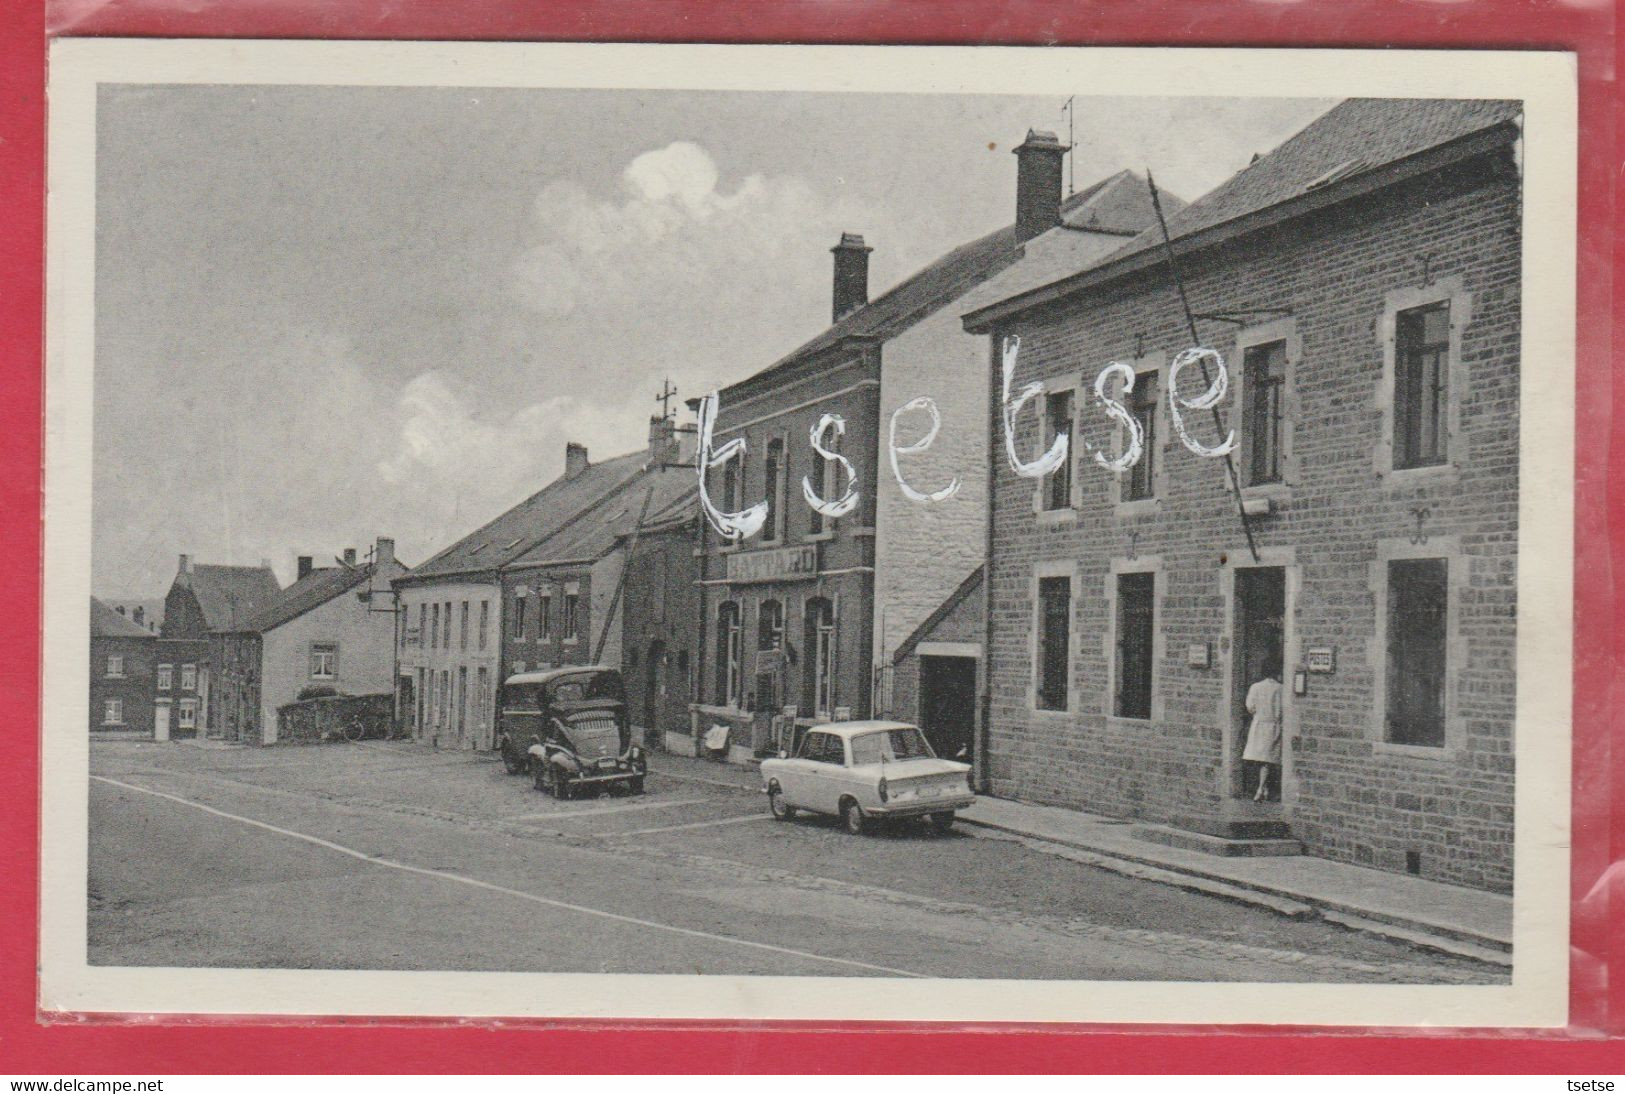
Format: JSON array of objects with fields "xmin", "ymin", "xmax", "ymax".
[{"xmin": 1243, "ymin": 656, "xmax": 1284, "ymax": 802}]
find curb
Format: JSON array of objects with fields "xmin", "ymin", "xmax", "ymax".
[{"xmin": 960, "ymin": 816, "xmax": 1512, "ymax": 969}]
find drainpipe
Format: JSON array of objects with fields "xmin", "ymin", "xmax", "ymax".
[{"xmin": 976, "ymin": 331, "xmax": 999, "ymax": 795}]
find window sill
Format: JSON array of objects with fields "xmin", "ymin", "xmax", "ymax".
[
  {"xmin": 1380, "ymin": 462, "xmax": 1460, "ymax": 491},
  {"xmin": 1240, "ymin": 481, "xmax": 1293, "ymax": 503},
  {"xmin": 803, "ymin": 531, "xmax": 837, "ymax": 543},
  {"xmin": 1036, "ymin": 508, "xmax": 1078, "ymax": 526},
  {"xmin": 1114, "ymin": 497, "xmax": 1162, "ymax": 521},
  {"xmin": 1371, "ymin": 740, "xmax": 1458, "ymax": 763}
]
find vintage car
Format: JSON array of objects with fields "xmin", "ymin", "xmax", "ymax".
[
  {"xmin": 496, "ymin": 666, "xmax": 647, "ymax": 799},
  {"xmin": 759, "ymin": 720, "xmax": 975, "ymax": 834}
]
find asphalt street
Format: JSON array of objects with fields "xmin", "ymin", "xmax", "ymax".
[{"xmin": 88, "ymin": 739, "xmax": 1501, "ymax": 983}]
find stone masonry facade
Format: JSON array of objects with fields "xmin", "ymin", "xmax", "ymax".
[{"xmin": 982, "ymin": 148, "xmax": 1520, "ymax": 892}]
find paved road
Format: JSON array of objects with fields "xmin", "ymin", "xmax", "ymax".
[{"xmin": 88, "ymin": 739, "xmax": 1499, "ymax": 983}]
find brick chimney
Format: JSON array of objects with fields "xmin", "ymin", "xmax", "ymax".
[
  {"xmin": 648, "ymin": 416, "xmax": 679, "ymax": 463},
  {"xmin": 178, "ymin": 553, "xmax": 192, "ymax": 575},
  {"xmin": 342, "ymin": 548, "xmax": 357, "ymax": 567},
  {"xmin": 565, "ymin": 442, "xmax": 589, "ymax": 480},
  {"xmin": 830, "ymin": 232, "xmax": 872, "ymax": 323},
  {"xmin": 374, "ymin": 536, "xmax": 395, "ymax": 567},
  {"xmin": 1013, "ymin": 129, "xmax": 1070, "ymax": 242},
  {"xmin": 297, "ymin": 555, "xmax": 314, "ymax": 580},
  {"xmin": 133, "ymin": 606, "xmax": 145, "ymax": 627}
]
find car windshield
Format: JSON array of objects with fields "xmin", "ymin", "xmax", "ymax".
[
  {"xmin": 545, "ymin": 671, "xmax": 626, "ymax": 705},
  {"xmin": 847, "ymin": 727, "xmax": 935, "ymax": 766}
]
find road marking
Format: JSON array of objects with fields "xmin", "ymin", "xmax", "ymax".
[
  {"xmin": 91, "ymin": 775, "xmax": 924, "ymax": 979},
  {"xmin": 506, "ymin": 797, "xmax": 705, "ymax": 821},
  {"xmin": 603, "ymin": 813, "xmax": 770, "ymax": 838}
]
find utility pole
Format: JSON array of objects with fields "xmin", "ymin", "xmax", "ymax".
[{"xmin": 655, "ymin": 379, "xmax": 678, "ymax": 420}]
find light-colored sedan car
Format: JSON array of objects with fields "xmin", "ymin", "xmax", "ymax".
[{"xmin": 760, "ymin": 720, "xmax": 975, "ymax": 834}]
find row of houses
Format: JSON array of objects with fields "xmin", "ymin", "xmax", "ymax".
[{"xmin": 99, "ymin": 97, "xmax": 1520, "ymax": 894}]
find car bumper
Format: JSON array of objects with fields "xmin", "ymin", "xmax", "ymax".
[{"xmin": 868, "ymin": 794, "xmax": 976, "ymax": 818}]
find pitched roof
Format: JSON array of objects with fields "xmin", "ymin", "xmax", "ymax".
[
  {"xmin": 507, "ymin": 463, "xmax": 697, "ymax": 569},
  {"xmin": 237, "ymin": 565, "xmax": 370, "ymax": 633},
  {"xmin": 891, "ymin": 565, "xmax": 984, "ymax": 666},
  {"xmin": 91, "ymin": 597, "xmax": 155, "ymax": 639},
  {"xmin": 965, "ymin": 99, "xmax": 1520, "ymax": 326},
  {"xmin": 720, "ymin": 170, "xmax": 1165, "ymax": 401},
  {"xmin": 185, "ymin": 564, "xmax": 283, "ymax": 633},
  {"xmin": 956, "ymin": 171, "xmax": 1182, "ymax": 316},
  {"xmin": 405, "ymin": 449, "xmax": 649, "ymax": 581}
]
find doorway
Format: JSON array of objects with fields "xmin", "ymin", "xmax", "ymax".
[
  {"xmin": 919, "ymin": 655, "xmax": 977, "ymax": 762},
  {"xmin": 1231, "ymin": 566, "xmax": 1285, "ymax": 801},
  {"xmin": 397, "ymin": 674, "xmax": 415, "ymax": 738},
  {"xmin": 645, "ymin": 640, "xmax": 666, "ymax": 734},
  {"xmin": 153, "ymin": 699, "xmax": 171, "ymax": 742}
]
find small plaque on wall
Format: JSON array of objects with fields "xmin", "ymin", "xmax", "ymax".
[
  {"xmin": 1186, "ymin": 642, "xmax": 1211, "ymax": 669},
  {"xmin": 1307, "ymin": 647, "xmax": 1336, "ymax": 674}
]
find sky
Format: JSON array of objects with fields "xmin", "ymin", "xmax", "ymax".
[{"xmin": 92, "ymin": 85, "xmax": 1332, "ymax": 596}]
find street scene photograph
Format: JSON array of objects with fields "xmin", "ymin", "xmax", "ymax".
[{"xmin": 45, "ymin": 42, "xmax": 1577, "ymax": 1024}]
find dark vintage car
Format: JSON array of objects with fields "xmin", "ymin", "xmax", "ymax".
[{"xmin": 497, "ymin": 666, "xmax": 647, "ymax": 799}]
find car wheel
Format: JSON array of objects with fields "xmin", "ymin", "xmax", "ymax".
[
  {"xmin": 532, "ymin": 760, "xmax": 548, "ymax": 792},
  {"xmin": 553, "ymin": 771, "xmax": 573, "ymax": 801},
  {"xmin": 629, "ymin": 776, "xmax": 646, "ymax": 795},
  {"xmin": 928, "ymin": 810, "xmax": 956, "ymax": 834},
  {"xmin": 767, "ymin": 783, "xmax": 795, "ymax": 821},
  {"xmin": 502, "ymin": 741, "xmax": 524, "ymax": 776},
  {"xmin": 841, "ymin": 798, "xmax": 867, "ymax": 835}
]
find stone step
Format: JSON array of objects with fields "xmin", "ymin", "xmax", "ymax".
[{"xmin": 1131, "ymin": 823, "xmax": 1304, "ymax": 858}]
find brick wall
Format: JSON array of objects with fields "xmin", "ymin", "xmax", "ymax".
[
  {"xmin": 620, "ymin": 519, "xmax": 700, "ymax": 739},
  {"xmin": 89, "ymin": 634, "xmax": 156, "ymax": 734},
  {"xmin": 984, "ymin": 150, "xmax": 1520, "ymax": 891}
]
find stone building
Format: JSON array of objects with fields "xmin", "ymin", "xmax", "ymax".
[
  {"xmin": 394, "ymin": 440, "xmax": 648, "ymax": 750},
  {"xmin": 693, "ymin": 129, "xmax": 1171, "ymax": 761},
  {"xmin": 213, "ymin": 539, "xmax": 407, "ymax": 745},
  {"xmin": 89, "ymin": 597, "xmax": 156, "ymax": 735},
  {"xmin": 616, "ymin": 482, "xmax": 700, "ymax": 745},
  {"xmin": 498, "ymin": 419, "xmax": 693, "ymax": 694},
  {"xmin": 962, "ymin": 99, "xmax": 1522, "ymax": 891},
  {"xmin": 159, "ymin": 554, "xmax": 282, "ymax": 740}
]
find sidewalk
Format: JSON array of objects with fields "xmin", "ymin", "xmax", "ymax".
[
  {"xmin": 959, "ymin": 795, "xmax": 1512, "ymax": 966},
  {"xmin": 645, "ymin": 751, "xmax": 1510, "ymax": 966}
]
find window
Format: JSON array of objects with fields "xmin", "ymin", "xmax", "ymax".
[
  {"xmin": 476, "ymin": 666, "xmax": 490, "ymax": 725},
  {"xmin": 716, "ymin": 602, "xmax": 742, "ymax": 706},
  {"xmin": 722, "ymin": 455, "xmax": 742, "ymax": 517},
  {"xmin": 563, "ymin": 585, "xmax": 580, "ymax": 641},
  {"xmin": 310, "ymin": 643, "xmax": 338, "ymax": 679},
  {"xmin": 1395, "ymin": 302, "xmax": 1450, "ymax": 469},
  {"xmin": 425, "ymin": 671, "xmax": 436, "ymax": 725},
  {"xmin": 1386, "ymin": 558, "xmax": 1448, "ymax": 747},
  {"xmin": 460, "ymin": 601, "xmax": 469, "ymax": 651},
  {"xmin": 1243, "ymin": 340, "xmax": 1287, "ymax": 485},
  {"xmin": 457, "ymin": 666, "xmax": 468, "ymax": 735},
  {"xmin": 418, "ymin": 604, "xmax": 427, "ymax": 649},
  {"xmin": 763, "ymin": 437, "xmax": 785, "ymax": 541},
  {"xmin": 1036, "ymin": 576, "xmax": 1071, "ymax": 711},
  {"xmin": 650, "ymin": 553, "xmax": 667, "ymax": 622},
  {"xmin": 803, "ymin": 597, "xmax": 836, "ymax": 719},
  {"xmin": 439, "ymin": 669, "xmax": 450, "ymax": 726},
  {"xmin": 1115, "ymin": 572, "xmax": 1155, "ymax": 719},
  {"xmin": 512, "ymin": 592, "xmax": 527, "ymax": 640},
  {"xmin": 431, "ymin": 603, "xmax": 440, "ymax": 648},
  {"xmin": 416, "ymin": 667, "xmax": 426, "ymax": 731},
  {"xmin": 156, "ymin": 664, "xmax": 172, "ymax": 691},
  {"xmin": 180, "ymin": 663, "xmax": 197, "ymax": 691},
  {"xmin": 478, "ymin": 600, "xmax": 489, "ymax": 650},
  {"xmin": 757, "ymin": 599, "xmax": 784, "ymax": 651},
  {"xmin": 1042, "ymin": 389, "xmax": 1074, "ymax": 511},
  {"xmin": 443, "ymin": 602, "xmax": 453, "ymax": 648},
  {"xmin": 808, "ymin": 431, "xmax": 842, "ymax": 535},
  {"xmin": 1126, "ymin": 373, "xmax": 1159, "ymax": 501},
  {"xmin": 104, "ymin": 655, "xmax": 125, "ymax": 678},
  {"xmin": 799, "ymin": 731, "xmax": 843, "ymax": 765},
  {"xmin": 178, "ymin": 699, "xmax": 197, "ymax": 729},
  {"xmin": 102, "ymin": 699, "xmax": 123, "ymax": 726}
]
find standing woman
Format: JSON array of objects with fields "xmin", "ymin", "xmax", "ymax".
[{"xmin": 1243, "ymin": 655, "xmax": 1284, "ymax": 802}]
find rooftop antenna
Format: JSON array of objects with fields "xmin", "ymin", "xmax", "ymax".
[
  {"xmin": 1062, "ymin": 96, "xmax": 1076, "ymax": 195},
  {"xmin": 655, "ymin": 378, "xmax": 678, "ymax": 420}
]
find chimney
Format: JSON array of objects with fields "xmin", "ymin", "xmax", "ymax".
[
  {"xmin": 342, "ymin": 548, "xmax": 357, "ymax": 567},
  {"xmin": 648, "ymin": 416, "xmax": 678, "ymax": 463},
  {"xmin": 297, "ymin": 555, "xmax": 314, "ymax": 580},
  {"xmin": 178, "ymin": 553, "xmax": 192, "ymax": 575},
  {"xmin": 1013, "ymin": 129, "xmax": 1069, "ymax": 243},
  {"xmin": 830, "ymin": 233, "xmax": 872, "ymax": 323},
  {"xmin": 565, "ymin": 442, "xmax": 589, "ymax": 480},
  {"xmin": 374, "ymin": 536, "xmax": 395, "ymax": 567},
  {"xmin": 133, "ymin": 606, "xmax": 145, "ymax": 626}
]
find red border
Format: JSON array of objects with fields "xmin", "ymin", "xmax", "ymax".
[{"xmin": 6, "ymin": 0, "xmax": 1620, "ymax": 1073}]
